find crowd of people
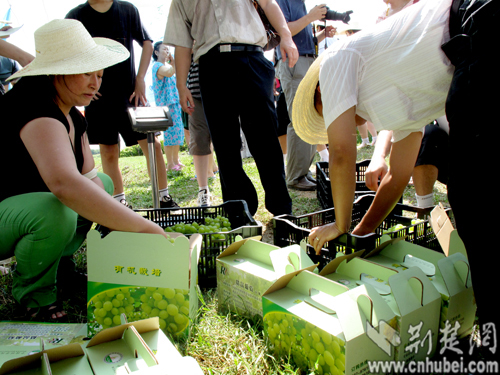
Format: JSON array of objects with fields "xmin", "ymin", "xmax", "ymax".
[{"xmin": 0, "ymin": 0, "xmax": 496, "ymax": 358}]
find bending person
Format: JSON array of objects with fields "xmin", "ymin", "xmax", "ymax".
[
  {"xmin": 0, "ymin": 19, "xmax": 169, "ymax": 320},
  {"xmin": 289, "ymin": 0, "xmax": 454, "ymax": 250}
]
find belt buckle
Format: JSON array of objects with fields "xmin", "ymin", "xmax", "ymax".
[{"xmin": 220, "ymin": 44, "xmax": 231, "ymax": 53}]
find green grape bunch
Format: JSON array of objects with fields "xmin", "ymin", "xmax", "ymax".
[
  {"xmin": 382, "ymin": 219, "xmax": 426, "ymax": 235},
  {"xmin": 263, "ymin": 312, "xmax": 346, "ymax": 375},
  {"xmin": 88, "ymin": 287, "xmax": 190, "ymax": 336},
  {"xmin": 164, "ymin": 215, "xmax": 232, "ymax": 241}
]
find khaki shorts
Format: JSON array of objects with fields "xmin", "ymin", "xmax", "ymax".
[{"xmin": 188, "ymin": 97, "xmax": 212, "ymax": 155}]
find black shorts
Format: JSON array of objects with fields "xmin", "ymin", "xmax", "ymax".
[
  {"xmin": 85, "ymin": 106, "xmax": 147, "ymax": 147},
  {"xmin": 415, "ymin": 123, "xmax": 449, "ymax": 184}
]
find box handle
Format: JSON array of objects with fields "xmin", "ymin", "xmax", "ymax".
[
  {"xmin": 408, "ymin": 276, "xmax": 425, "ymax": 306},
  {"xmin": 453, "ymin": 258, "xmax": 472, "ymax": 288}
]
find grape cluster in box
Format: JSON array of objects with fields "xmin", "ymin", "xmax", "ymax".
[
  {"xmin": 319, "ymin": 252, "xmax": 442, "ymax": 364},
  {"xmin": 86, "ymin": 230, "xmax": 201, "ymax": 338},
  {"xmin": 133, "ymin": 200, "xmax": 262, "ymax": 289},
  {"xmin": 262, "ymin": 269, "xmax": 398, "ymax": 375},
  {"xmin": 272, "ymin": 194, "xmax": 443, "ymax": 271}
]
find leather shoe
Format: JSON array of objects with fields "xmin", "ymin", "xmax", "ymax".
[
  {"xmin": 288, "ymin": 177, "xmax": 316, "ymax": 191},
  {"xmin": 306, "ymin": 174, "xmax": 317, "ymax": 184}
]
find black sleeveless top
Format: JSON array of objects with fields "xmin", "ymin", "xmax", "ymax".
[{"xmin": 0, "ymin": 76, "xmax": 86, "ymax": 202}]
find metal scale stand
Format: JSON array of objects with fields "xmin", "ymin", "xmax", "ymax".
[{"xmin": 128, "ymin": 106, "xmax": 173, "ymax": 209}]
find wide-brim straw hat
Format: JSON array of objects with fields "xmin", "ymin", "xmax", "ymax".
[
  {"xmin": 292, "ymin": 52, "xmax": 328, "ymax": 145},
  {"xmin": 336, "ymin": 20, "xmax": 364, "ymax": 35},
  {"xmin": 7, "ymin": 19, "xmax": 130, "ymax": 81}
]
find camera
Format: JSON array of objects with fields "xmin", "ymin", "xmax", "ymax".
[{"xmin": 322, "ymin": 7, "xmax": 353, "ymax": 24}]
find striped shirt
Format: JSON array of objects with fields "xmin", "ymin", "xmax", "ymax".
[
  {"xmin": 320, "ymin": 0, "xmax": 453, "ymax": 142},
  {"xmin": 187, "ymin": 61, "xmax": 201, "ymax": 100}
]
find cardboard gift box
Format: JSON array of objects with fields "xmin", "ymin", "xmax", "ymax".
[
  {"xmin": 262, "ymin": 269, "xmax": 398, "ymax": 375},
  {"xmin": 363, "ymin": 232, "xmax": 476, "ymax": 340},
  {"xmin": 86, "ymin": 230, "xmax": 202, "ymax": 338},
  {"xmin": 319, "ymin": 253, "xmax": 442, "ymax": 364},
  {"xmin": 0, "ymin": 343, "xmax": 93, "ymax": 375},
  {"xmin": 217, "ymin": 238, "xmax": 317, "ymax": 319},
  {"xmin": 84, "ymin": 317, "xmax": 203, "ymax": 375}
]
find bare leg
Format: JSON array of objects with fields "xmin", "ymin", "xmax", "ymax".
[
  {"xmin": 412, "ymin": 164, "xmax": 438, "ymax": 196},
  {"xmin": 209, "ymin": 143, "xmax": 218, "ymax": 174},
  {"xmin": 194, "ymin": 154, "xmax": 209, "ymax": 188},
  {"xmin": 99, "ymin": 143, "xmax": 123, "ymax": 195},
  {"xmin": 138, "ymin": 137, "xmax": 168, "ymax": 190},
  {"xmin": 164, "ymin": 145, "xmax": 178, "ymax": 170},
  {"xmin": 366, "ymin": 121, "xmax": 377, "ymax": 138},
  {"xmin": 278, "ymin": 134, "xmax": 287, "ymax": 155},
  {"xmin": 357, "ymin": 123, "xmax": 368, "ymax": 139},
  {"xmin": 184, "ymin": 129, "xmax": 190, "ymax": 148}
]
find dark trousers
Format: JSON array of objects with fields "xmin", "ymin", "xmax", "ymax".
[
  {"xmin": 444, "ymin": 0, "xmax": 498, "ymax": 333},
  {"xmin": 198, "ymin": 48, "xmax": 292, "ymax": 216}
]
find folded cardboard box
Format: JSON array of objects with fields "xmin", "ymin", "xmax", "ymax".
[
  {"xmin": 84, "ymin": 317, "xmax": 203, "ymax": 375},
  {"xmin": 86, "ymin": 230, "xmax": 202, "ymax": 339},
  {"xmin": 363, "ymin": 232, "xmax": 475, "ymax": 339},
  {"xmin": 0, "ymin": 342, "xmax": 93, "ymax": 375},
  {"xmin": 319, "ymin": 253, "xmax": 442, "ymax": 364},
  {"xmin": 217, "ymin": 238, "xmax": 317, "ymax": 319},
  {"xmin": 262, "ymin": 269, "xmax": 397, "ymax": 375}
]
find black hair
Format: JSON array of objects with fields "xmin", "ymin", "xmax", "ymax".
[
  {"xmin": 153, "ymin": 41, "xmax": 163, "ymax": 62},
  {"xmin": 13, "ymin": 75, "xmax": 59, "ymax": 103}
]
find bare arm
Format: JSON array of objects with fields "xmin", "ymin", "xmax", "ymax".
[
  {"xmin": 353, "ymin": 131, "xmax": 423, "ymax": 235},
  {"xmin": 80, "ymin": 131, "xmax": 105, "ymax": 190},
  {"xmin": 316, "ymin": 25, "xmax": 336, "ymax": 43},
  {"xmin": 21, "ymin": 118, "xmax": 168, "ymax": 237},
  {"xmin": 286, "ymin": 4, "xmax": 327, "ymax": 36},
  {"xmin": 259, "ymin": 0, "xmax": 299, "ymax": 67},
  {"xmin": 130, "ymin": 40, "xmax": 153, "ymax": 107},
  {"xmin": 156, "ymin": 53, "xmax": 175, "ymax": 79},
  {"xmin": 174, "ymin": 45, "xmax": 195, "ymax": 115},
  {"xmin": 365, "ymin": 130, "xmax": 393, "ymax": 191},
  {"xmin": 0, "ymin": 39, "xmax": 34, "ymax": 67},
  {"xmin": 309, "ymin": 106, "xmax": 358, "ymax": 254}
]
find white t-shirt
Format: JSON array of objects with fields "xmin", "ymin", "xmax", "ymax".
[{"xmin": 319, "ymin": 0, "xmax": 454, "ymax": 142}]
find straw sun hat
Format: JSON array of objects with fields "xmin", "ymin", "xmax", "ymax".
[
  {"xmin": 7, "ymin": 19, "xmax": 130, "ymax": 82},
  {"xmin": 292, "ymin": 52, "xmax": 328, "ymax": 145}
]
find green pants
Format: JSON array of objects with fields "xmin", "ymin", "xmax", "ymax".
[{"xmin": 0, "ymin": 172, "xmax": 113, "ymax": 308}]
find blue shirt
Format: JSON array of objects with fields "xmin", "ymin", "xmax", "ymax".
[{"xmin": 276, "ymin": 0, "xmax": 315, "ymax": 60}]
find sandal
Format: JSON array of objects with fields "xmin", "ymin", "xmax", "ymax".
[
  {"xmin": 26, "ymin": 302, "xmax": 67, "ymax": 321},
  {"xmin": 167, "ymin": 165, "xmax": 182, "ymax": 172}
]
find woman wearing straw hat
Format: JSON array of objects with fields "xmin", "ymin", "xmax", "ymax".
[
  {"xmin": 0, "ymin": 19, "xmax": 170, "ymax": 320},
  {"xmin": 293, "ymin": 0, "xmax": 453, "ymax": 253}
]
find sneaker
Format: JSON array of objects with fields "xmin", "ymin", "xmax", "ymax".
[
  {"xmin": 357, "ymin": 140, "xmax": 370, "ymax": 149},
  {"xmin": 160, "ymin": 195, "xmax": 180, "ymax": 209},
  {"xmin": 197, "ymin": 189, "xmax": 211, "ymax": 207},
  {"xmin": 119, "ymin": 199, "xmax": 133, "ymax": 209}
]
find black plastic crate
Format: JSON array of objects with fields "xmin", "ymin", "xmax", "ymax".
[
  {"xmin": 273, "ymin": 195, "xmax": 444, "ymax": 271},
  {"xmin": 316, "ymin": 160, "xmax": 374, "ymax": 210},
  {"xmin": 131, "ymin": 200, "xmax": 262, "ymax": 289}
]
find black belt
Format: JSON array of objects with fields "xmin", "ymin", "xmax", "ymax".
[
  {"xmin": 217, "ymin": 44, "xmax": 263, "ymax": 53},
  {"xmin": 300, "ymin": 53, "xmax": 317, "ymax": 58}
]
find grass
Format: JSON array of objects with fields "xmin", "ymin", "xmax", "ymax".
[{"xmin": 0, "ymin": 138, "xmax": 461, "ymax": 374}]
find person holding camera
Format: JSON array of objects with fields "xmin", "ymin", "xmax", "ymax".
[{"xmin": 275, "ymin": 1, "xmax": 349, "ymax": 191}]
